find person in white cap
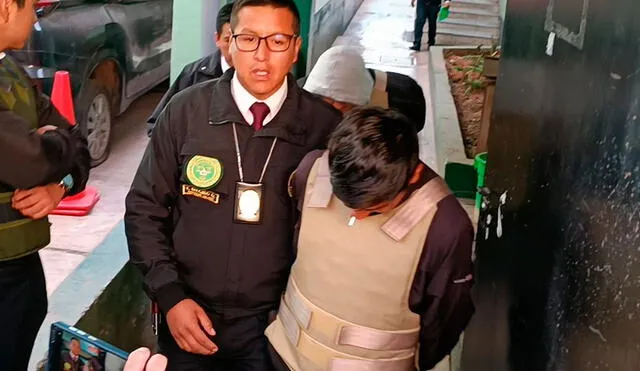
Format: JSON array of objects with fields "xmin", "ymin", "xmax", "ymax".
[{"xmin": 301, "ymin": 45, "xmax": 426, "ymax": 132}]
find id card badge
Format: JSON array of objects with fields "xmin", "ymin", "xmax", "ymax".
[{"xmin": 234, "ymin": 182, "xmax": 264, "ymax": 224}]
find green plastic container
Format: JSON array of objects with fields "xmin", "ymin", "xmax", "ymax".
[
  {"xmin": 444, "ymin": 162, "xmax": 476, "ymax": 200},
  {"xmin": 438, "ymin": 5, "xmax": 450, "ymax": 21},
  {"xmin": 474, "ymin": 152, "xmax": 488, "ymax": 208}
]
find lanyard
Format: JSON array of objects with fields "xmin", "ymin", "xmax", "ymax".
[{"xmin": 232, "ymin": 123, "xmax": 278, "ymax": 183}]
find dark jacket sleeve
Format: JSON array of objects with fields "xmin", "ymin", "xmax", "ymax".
[
  {"xmin": 35, "ymin": 91, "xmax": 90, "ymax": 195},
  {"xmin": 147, "ymin": 64, "xmax": 192, "ymax": 137},
  {"xmin": 289, "ymin": 149, "xmax": 325, "ymax": 259},
  {"xmin": 410, "ymin": 195, "xmax": 475, "ymax": 370},
  {"xmin": 0, "ymin": 108, "xmax": 78, "ymax": 189},
  {"xmin": 125, "ymin": 102, "xmax": 186, "ymax": 314}
]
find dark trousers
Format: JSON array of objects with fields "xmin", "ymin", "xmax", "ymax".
[
  {"xmin": 413, "ymin": 0, "xmax": 441, "ymax": 47},
  {"xmin": 0, "ymin": 253, "xmax": 48, "ymax": 371},
  {"xmin": 159, "ymin": 311, "xmax": 276, "ymax": 371}
]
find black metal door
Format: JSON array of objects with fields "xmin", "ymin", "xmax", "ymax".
[{"xmin": 460, "ymin": 0, "xmax": 640, "ymax": 369}]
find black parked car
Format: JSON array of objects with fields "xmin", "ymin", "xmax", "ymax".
[{"xmin": 10, "ymin": 0, "xmax": 173, "ymax": 166}]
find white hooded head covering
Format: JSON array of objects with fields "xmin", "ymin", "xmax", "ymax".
[{"xmin": 303, "ymin": 46, "xmax": 373, "ymax": 106}]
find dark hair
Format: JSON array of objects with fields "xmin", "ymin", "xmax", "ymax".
[
  {"xmin": 230, "ymin": 0, "xmax": 301, "ymax": 35},
  {"xmin": 14, "ymin": 0, "xmax": 26, "ymax": 7},
  {"xmin": 70, "ymin": 337, "xmax": 80, "ymax": 344},
  {"xmin": 216, "ymin": 2, "xmax": 234, "ymax": 34},
  {"xmin": 328, "ymin": 106, "xmax": 420, "ymax": 209}
]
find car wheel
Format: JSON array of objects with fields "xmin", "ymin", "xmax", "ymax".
[{"xmin": 77, "ymin": 80, "xmax": 112, "ymax": 167}]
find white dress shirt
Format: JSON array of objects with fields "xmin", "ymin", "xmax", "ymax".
[
  {"xmin": 221, "ymin": 56, "xmax": 231, "ymax": 73},
  {"xmin": 230, "ymin": 72, "xmax": 288, "ymax": 127}
]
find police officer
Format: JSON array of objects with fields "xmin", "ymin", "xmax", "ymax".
[
  {"xmin": 267, "ymin": 107, "xmax": 474, "ymax": 371},
  {"xmin": 0, "ymin": 1, "xmax": 90, "ymax": 369},
  {"xmin": 147, "ymin": 2, "xmax": 235, "ymax": 136},
  {"xmin": 301, "ymin": 45, "xmax": 427, "ymax": 132},
  {"xmin": 124, "ymin": 0, "xmax": 341, "ymax": 370}
]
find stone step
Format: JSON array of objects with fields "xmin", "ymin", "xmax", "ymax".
[
  {"xmin": 448, "ymin": 6, "xmax": 500, "ymax": 18},
  {"xmin": 439, "ymin": 16, "xmax": 501, "ymax": 29},
  {"xmin": 434, "ymin": 22, "xmax": 500, "ymax": 39},
  {"xmin": 429, "ymin": 32, "xmax": 496, "ymax": 47},
  {"xmin": 437, "ymin": 26, "xmax": 497, "ymax": 40},
  {"xmin": 449, "ymin": 0, "xmax": 500, "ymax": 12},
  {"xmin": 452, "ymin": 0, "xmax": 500, "ymax": 5},
  {"xmin": 445, "ymin": 12, "xmax": 501, "ymax": 26}
]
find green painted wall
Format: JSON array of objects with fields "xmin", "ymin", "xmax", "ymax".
[
  {"xmin": 170, "ymin": 0, "xmax": 220, "ymax": 83},
  {"xmin": 293, "ymin": 0, "xmax": 313, "ymax": 77}
]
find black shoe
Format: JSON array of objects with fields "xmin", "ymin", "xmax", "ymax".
[{"xmin": 410, "ymin": 45, "xmax": 420, "ymax": 51}]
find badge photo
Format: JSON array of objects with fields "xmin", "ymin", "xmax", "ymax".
[
  {"xmin": 233, "ymin": 182, "xmax": 264, "ymax": 224},
  {"xmin": 185, "ymin": 155, "xmax": 223, "ymax": 189}
]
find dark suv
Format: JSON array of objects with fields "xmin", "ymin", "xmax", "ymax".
[{"xmin": 10, "ymin": 0, "xmax": 173, "ymax": 166}]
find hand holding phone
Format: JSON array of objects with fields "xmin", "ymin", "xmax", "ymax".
[{"xmin": 124, "ymin": 348, "xmax": 167, "ymax": 371}]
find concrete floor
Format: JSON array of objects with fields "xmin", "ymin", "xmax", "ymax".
[{"xmin": 41, "ymin": 92, "xmax": 160, "ymax": 295}]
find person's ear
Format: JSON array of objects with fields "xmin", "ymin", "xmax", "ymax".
[
  {"xmin": 0, "ymin": 0, "xmax": 12, "ymax": 24},
  {"xmin": 292, "ymin": 37, "xmax": 302, "ymax": 63}
]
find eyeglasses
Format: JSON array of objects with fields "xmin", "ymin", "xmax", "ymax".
[{"xmin": 232, "ymin": 33, "xmax": 297, "ymax": 52}]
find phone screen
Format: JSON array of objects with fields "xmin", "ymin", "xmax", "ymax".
[{"xmin": 50, "ymin": 323, "xmax": 127, "ymax": 371}]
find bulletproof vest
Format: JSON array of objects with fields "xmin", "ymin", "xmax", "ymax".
[
  {"xmin": 0, "ymin": 55, "xmax": 51, "ymax": 261},
  {"xmin": 370, "ymin": 69, "xmax": 390, "ymax": 109},
  {"xmin": 265, "ymin": 152, "xmax": 452, "ymax": 371}
]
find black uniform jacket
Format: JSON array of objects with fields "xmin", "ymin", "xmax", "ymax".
[
  {"xmin": 290, "ymin": 150, "xmax": 475, "ymax": 371},
  {"xmin": 125, "ymin": 69, "xmax": 342, "ymax": 318},
  {"xmin": 147, "ymin": 50, "xmax": 224, "ymax": 136},
  {"xmin": 0, "ymin": 56, "xmax": 89, "ymax": 194}
]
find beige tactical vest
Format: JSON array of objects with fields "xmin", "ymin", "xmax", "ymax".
[
  {"xmin": 265, "ymin": 152, "xmax": 451, "ymax": 371},
  {"xmin": 369, "ymin": 69, "xmax": 389, "ymax": 109}
]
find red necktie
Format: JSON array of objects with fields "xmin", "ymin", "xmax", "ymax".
[{"xmin": 250, "ymin": 102, "xmax": 270, "ymax": 131}]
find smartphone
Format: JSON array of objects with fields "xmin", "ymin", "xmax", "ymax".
[{"xmin": 47, "ymin": 322, "xmax": 129, "ymax": 371}]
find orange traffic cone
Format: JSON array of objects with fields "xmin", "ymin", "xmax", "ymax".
[
  {"xmin": 50, "ymin": 71, "xmax": 100, "ymax": 216},
  {"xmin": 51, "ymin": 71, "xmax": 76, "ymax": 125}
]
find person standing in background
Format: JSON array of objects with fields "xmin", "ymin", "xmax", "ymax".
[
  {"xmin": 147, "ymin": 2, "xmax": 236, "ymax": 136},
  {"xmin": 301, "ymin": 45, "xmax": 427, "ymax": 132},
  {"xmin": 411, "ymin": 0, "xmax": 450, "ymax": 51}
]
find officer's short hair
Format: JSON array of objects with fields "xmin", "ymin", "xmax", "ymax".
[
  {"xmin": 14, "ymin": 0, "xmax": 26, "ymax": 8},
  {"xmin": 216, "ymin": 2, "xmax": 234, "ymax": 34},
  {"xmin": 230, "ymin": 0, "xmax": 301, "ymax": 35},
  {"xmin": 328, "ymin": 106, "xmax": 420, "ymax": 209}
]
